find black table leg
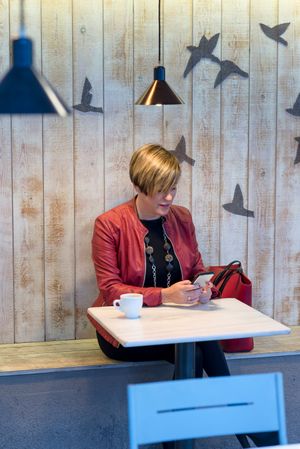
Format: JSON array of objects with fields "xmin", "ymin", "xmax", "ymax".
[{"xmin": 174, "ymin": 342, "xmax": 195, "ymax": 449}]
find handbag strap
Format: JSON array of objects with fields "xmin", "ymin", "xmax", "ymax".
[
  {"xmin": 213, "ymin": 260, "xmax": 242, "ymax": 286},
  {"xmin": 217, "ymin": 268, "xmax": 241, "ymax": 295}
]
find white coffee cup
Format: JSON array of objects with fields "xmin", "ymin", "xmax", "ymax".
[{"xmin": 113, "ymin": 293, "xmax": 143, "ymax": 319}]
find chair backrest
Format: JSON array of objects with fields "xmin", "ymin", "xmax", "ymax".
[{"xmin": 127, "ymin": 372, "xmax": 287, "ymax": 449}]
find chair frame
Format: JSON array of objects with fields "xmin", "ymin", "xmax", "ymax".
[{"xmin": 127, "ymin": 372, "xmax": 287, "ymax": 449}]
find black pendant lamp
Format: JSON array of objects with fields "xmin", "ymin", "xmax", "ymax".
[
  {"xmin": 135, "ymin": 0, "xmax": 183, "ymax": 106},
  {"xmin": 0, "ymin": 0, "xmax": 70, "ymax": 115}
]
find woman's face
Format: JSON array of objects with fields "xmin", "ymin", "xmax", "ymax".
[{"xmin": 136, "ymin": 186, "xmax": 177, "ymax": 220}]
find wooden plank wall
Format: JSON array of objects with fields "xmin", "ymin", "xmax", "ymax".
[
  {"xmin": 0, "ymin": 0, "xmax": 299, "ymax": 343},
  {"xmin": 11, "ymin": 0, "xmax": 44, "ymax": 342},
  {"xmin": 192, "ymin": 0, "xmax": 221, "ymax": 264},
  {"xmin": 248, "ymin": 0, "xmax": 277, "ymax": 317}
]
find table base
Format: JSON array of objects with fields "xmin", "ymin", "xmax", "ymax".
[{"xmin": 175, "ymin": 342, "xmax": 195, "ymax": 449}]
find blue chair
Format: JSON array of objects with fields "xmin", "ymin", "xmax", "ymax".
[{"xmin": 127, "ymin": 372, "xmax": 287, "ymax": 449}]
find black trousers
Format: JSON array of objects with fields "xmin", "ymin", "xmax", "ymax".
[
  {"xmin": 97, "ymin": 333, "xmax": 279, "ymax": 448},
  {"xmin": 97, "ymin": 332, "xmax": 230, "ymax": 377}
]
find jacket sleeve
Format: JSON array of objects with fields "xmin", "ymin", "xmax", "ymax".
[
  {"xmin": 186, "ymin": 212, "xmax": 206, "ymax": 278},
  {"xmin": 92, "ymin": 215, "xmax": 162, "ymax": 307}
]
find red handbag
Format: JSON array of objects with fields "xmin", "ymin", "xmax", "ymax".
[{"xmin": 208, "ymin": 260, "xmax": 254, "ymax": 353}]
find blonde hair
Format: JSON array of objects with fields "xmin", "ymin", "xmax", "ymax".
[{"xmin": 129, "ymin": 144, "xmax": 181, "ymax": 195}]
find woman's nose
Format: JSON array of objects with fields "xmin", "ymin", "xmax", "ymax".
[{"xmin": 164, "ymin": 191, "xmax": 173, "ymax": 201}]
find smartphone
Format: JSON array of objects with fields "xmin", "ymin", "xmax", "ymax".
[{"xmin": 193, "ymin": 271, "xmax": 214, "ymax": 287}]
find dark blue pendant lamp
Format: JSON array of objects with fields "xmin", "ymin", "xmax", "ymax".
[
  {"xmin": 0, "ymin": 0, "xmax": 70, "ymax": 115},
  {"xmin": 135, "ymin": 0, "xmax": 183, "ymax": 106}
]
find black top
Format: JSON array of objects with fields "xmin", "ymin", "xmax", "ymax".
[{"xmin": 141, "ymin": 217, "xmax": 182, "ymax": 288}]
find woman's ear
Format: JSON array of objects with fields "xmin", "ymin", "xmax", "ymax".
[{"xmin": 134, "ymin": 184, "xmax": 141, "ymax": 194}]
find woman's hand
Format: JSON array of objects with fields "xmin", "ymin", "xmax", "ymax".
[
  {"xmin": 161, "ymin": 280, "xmax": 202, "ymax": 305},
  {"xmin": 161, "ymin": 280, "xmax": 213, "ymax": 305},
  {"xmin": 197, "ymin": 281, "xmax": 213, "ymax": 304}
]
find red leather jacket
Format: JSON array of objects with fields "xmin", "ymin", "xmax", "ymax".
[{"xmin": 88, "ymin": 198, "xmax": 206, "ymax": 346}]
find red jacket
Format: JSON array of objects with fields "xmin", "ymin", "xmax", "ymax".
[{"xmin": 88, "ymin": 198, "xmax": 206, "ymax": 346}]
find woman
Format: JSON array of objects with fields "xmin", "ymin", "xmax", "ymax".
[
  {"xmin": 88, "ymin": 144, "xmax": 277, "ymax": 448},
  {"xmin": 89, "ymin": 143, "xmax": 229, "ymax": 375}
]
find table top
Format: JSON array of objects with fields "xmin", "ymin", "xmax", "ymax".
[{"xmin": 88, "ymin": 298, "xmax": 290, "ymax": 347}]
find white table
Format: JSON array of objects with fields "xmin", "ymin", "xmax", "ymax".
[
  {"xmin": 88, "ymin": 298, "xmax": 290, "ymax": 449},
  {"xmin": 88, "ymin": 297, "xmax": 290, "ymax": 376}
]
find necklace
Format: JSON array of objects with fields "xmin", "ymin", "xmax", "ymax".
[{"xmin": 144, "ymin": 221, "xmax": 174, "ymax": 288}]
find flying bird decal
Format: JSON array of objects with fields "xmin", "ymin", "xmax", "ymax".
[
  {"xmin": 294, "ymin": 137, "xmax": 300, "ymax": 165},
  {"xmin": 259, "ymin": 22, "xmax": 290, "ymax": 46},
  {"xmin": 286, "ymin": 93, "xmax": 300, "ymax": 117},
  {"xmin": 214, "ymin": 60, "xmax": 249, "ymax": 88},
  {"xmin": 183, "ymin": 33, "xmax": 220, "ymax": 78},
  {"xmin": 223, "ymin": 184, "xmax": 254, "ymax": 218},
  {"xmin": 169, "ymin": 136, "xmax": 195, "ymax": 166},
  {"xmin": 73, "ymin": 77, "xmax": 103, "ymax": 113}
]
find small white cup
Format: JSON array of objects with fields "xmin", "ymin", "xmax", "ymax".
[{"xmin": 113, "ymin": 293, "xmax": 143, "ymax": 319}]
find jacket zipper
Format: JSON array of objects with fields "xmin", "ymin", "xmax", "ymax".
[{"xmin": 141, "ymin": 228, "xmax": 148, "ymax": 287}]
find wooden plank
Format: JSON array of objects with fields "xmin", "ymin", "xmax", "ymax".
[
  {"xmin": 0, "ymin": 339, "xmax": 100, "ymax": 355},
  {"xmin": 42, "ymin": 0, "xmax": 74, "ymax": 340},
  {"xmin": 0, "ymin": 0, "xmax": 13, "ymax": 344},
  {"xmin": 133, "ymin": 0, "xmax": 163, "ymax": 149},
  {"xmin": 0, "ymin": 339, "xmax": 121, "ymax": 372},
  {"xmin": 248, "ymin": 1, "xmax": 278, "ymax": 316},
  {"xmin": 275, "ymin": 0, "xmax": 300, "ymax": 324},
  {"xmin": 163, "ymin": 0, "xmax": 193, "ymax": 209},
  {"xmin": 72, "ymin": 0, "xmax": 104, "ymax": 338},
  {"xmin": 192, "ymin": 0, "xmax": 221, "ymax": 266},
  {"xmin": 219, "ymin": 0, "xmax": 250, "ymax": 268},
  {"xmin": 12, "ymin": 117, "xmax": 44, "ymax": 342},
  {"xmin": 227, "ymin": 326, "xmax": 300, "ymax": 358},
  {"xmin": 10, "ymin": 0, "xmax": 44, "ymax": 343},
  {"xmin": 103, "ymin": 0, "xmax": 134, "ymax": 211},
  {"xmin": 0, "ymin": 350, "xmax": 112, "ymax": 372}
]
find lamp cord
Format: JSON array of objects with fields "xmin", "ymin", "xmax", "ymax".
[
  {"xmin": 20, "ymin": 0, "xmax": 25, "ymax": 37},
  {"xmin": 158, "ymin": 0, "xmax": 161, "ymax": 64}
]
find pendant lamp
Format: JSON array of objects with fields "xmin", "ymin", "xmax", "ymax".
[
  {"xmin": 135, "ymin": 0, "xmax": 183, "ymax": 106},
  {"xmin": 0, "ymin": 0, "xmax": 70, "ymax": 115}
]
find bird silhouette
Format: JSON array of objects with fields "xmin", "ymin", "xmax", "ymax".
[
  {"xmin": 183, "ymin": 33, "xmax": 220, "ymax": 78},
  {"xmin": 214, "ymin": 60, "xmax": 249, "ymax": 88},
  {"xmin": 286, "ymin": 93, "xmax": 300, "ymax": 116},
  {"xmin": 169, "ymin": 136, "xmax": 195, "ymax": 166},
  {"xmin": 259, "ymin": 22, "xmax": 290, "ymax": 46},
  {"xmin": 73, "ymin": 77, "xmax": 103, "ymax": 113},
  {"xmin": 223, "ymin": 184, "xmax": 254, "ymax": 218},
  {"xmin": 294, "ymin": 137, "xmax": 300, "ymax": 165}
]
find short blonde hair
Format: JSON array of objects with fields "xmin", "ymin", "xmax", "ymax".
[{"xmin": 129, "ymin": 144, "xmax": 181, "ymax": 195}]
